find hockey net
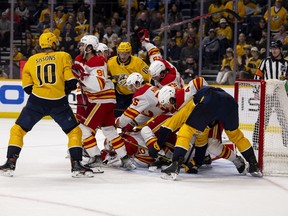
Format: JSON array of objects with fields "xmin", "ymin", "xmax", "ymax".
[{"xmin": 234, "ymin": 79, "xmax": 288, "ymax": 176}]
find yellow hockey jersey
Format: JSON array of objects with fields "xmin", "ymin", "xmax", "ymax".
[
  {"xmin": 108, "ymin": 56, "xmax": 150, "ymax": 95},
  {"xmin": 22, "ymin": 51, "xmax": 74, "ymax": 100}
]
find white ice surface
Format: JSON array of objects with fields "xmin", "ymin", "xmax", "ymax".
[{"xmin": 0, "ymin": 118, "xmax": 288, "ymax": 216}]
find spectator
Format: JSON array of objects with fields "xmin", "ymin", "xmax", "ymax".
[
  {"xmin": 11, "ymin": 45, "xmax": 25, "ymax": 79},
  {"xmin": 223, "ymin": 0, "xmax": 246, "ymax": 24},
  {"xmin": 273, "ymin": 24, "xmax": 288, "ymax": 44},
  {"xmin": 74, "ymin": 11, "xmax": 89, "ymax": 42},
  {"xmin": 59, "ymin": 22, "xmax": 77, "ymax": 59},
  {"xmin": 168, "ymin": 3, "xmax": 183, "ymax": 37},
  {"xmin": 216, "ymin": 18, "xmax": 232, "ymax": 56},
  {"xmin": 216, "ymin": 47, "xmax": 236, "ymax": 85},
  {"xmin": 0, "ymin": 12, "xmax": 10, "ymax": 49},
  {"xmin": 208, "ymin": 0, "xmax": 225, "ymax": 28},
  {"xmin": 152, "ymin": 36, "xmax": 164, "ymax": 56},
  {"xmin": 238, "ymin": 44, "xmax": 252, "ymax": 72},
  {"xmin": 250, "ymin": 18, "xmax": 267, "ymax": 45},
  {"xmin": 21, "ymin": 38, "xmax": 34, "ymax": 58},
  {"xmin": 93, "ymin": 21, "xmax": 105, "ymax": 40},
  {"xmin": 103, "ymin": 25, "xmax": 118, "ymax": 46},
  {"xmin": 239, "ymin": 46, "xmax": 262, "ymax": 79},
  {"xmin": 236, "ymin": 32, "xmax": 247, "ymax": 58},
  {"xmin": 167, "ymin": 37, "xmax": 181, "ymax": 62},
  {"xmin": 36, "ymin": 13, "xmax": 51, "ymax": 34},
  {"xmin": 54, "ymin": 5, "xmax": 69, "ymax": 31},
  {"xmin": 178, "ymin": 55, "xmax": 198, "ymax": 83},
  {"xmin": 15, "ymin": 0, "xmax": 30, "ymax": 33},
  {"xmin": 179, "ymin": 37, "xmax": 199, "ymax": 65},
  {"xmin": 110, "ymin": 18, "xmax": 121, "ymax": 35},
  {"xmin": 264, "ymin": 0, "xmax": 287, "ymax": 33},
  {"xmin": 0, "ymin": 67, "xmax": 8, "ymax": 79},
  {"xmin": 203, "ymin": 28, "xmax": 220, "ymax": 66},
  {"xmin": 149, "ymin": 11, "xmax": 163, "ymax": 38}
]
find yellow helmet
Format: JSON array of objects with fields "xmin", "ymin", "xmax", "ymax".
[
  {"xmin": 117, "ymin": 42, "xmax": 132, "ymax": 53},
  {"xmin": 39, "ymin": 32, "xmax": 58, "ymax": 49}
]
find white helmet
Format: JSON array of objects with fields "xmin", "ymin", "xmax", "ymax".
[
  {"xmin": 149, "ymin": 60, "xmax": 166, "ymax": 78},
  {"xmin": 126, "ymin": 72, "xmax": 144, "ymax": 91},
  {"xmin": 97, "ymin": 42, "xmax": 109, "ymax": 53},
  {"xmin": 158, "ymin": 85, "xmax": 176, "ymax": 107},
  {"xmin": 80, "ymin": 35, "xmax": 99, "ymax": 51}
]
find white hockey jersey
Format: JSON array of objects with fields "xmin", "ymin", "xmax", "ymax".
[
  {"xmin": 74, "ymin": 54, "xmax": 116, "ymax": 104},
  {"xmin": 117, "ymin": 83, "xmax": 165, "ymax": 129}
]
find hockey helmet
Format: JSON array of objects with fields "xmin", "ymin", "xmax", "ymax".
[
  {"xmin": 158, "ymin": 85, "xmax": 176, "ymax": 108},
  {"xmin": 126, "ymin": 72, "xmax": 144, "ymax": 91},
  {"xmin": 39, "ymin": 32, "xmax": 58, "ymax": 49},
  {"xmin": 117, "ymin": 42, "xmax": 132, "ymax": 53},
  {"xmin": 97, "ymin": 42, "xmax": 109, "ymax": 53},
  {"xmin": 80, "ymin": 35, "xmax": 99, "ymax": 51},
  {"xmin": 149, "ymin": 60, "xmax": 166, "ymax": 78},
  {"xmin": 271, "ymin": 40, "xmax": 283, "ymax": 49}
]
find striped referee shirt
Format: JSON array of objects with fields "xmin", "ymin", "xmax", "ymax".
[{"xmin": 255, "ymin": 56, "xmax": 288, "ymax": 80}]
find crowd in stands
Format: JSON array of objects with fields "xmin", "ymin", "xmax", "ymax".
[{"xmin": 1, "ymin": 0, "xmax": 288, "ymax": 84}]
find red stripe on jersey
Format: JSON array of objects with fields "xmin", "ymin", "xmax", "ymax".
[
  {"xmin": 148, "ymin": 48, "xmax": 161, "ymax": 57},
  {"xmin": 175, "ymin": 88, "xmax": 185, "ymax": 109},
  {"xmin": 111, "ymin": 136, "xmax": 124, "ymax": 149},
  {"xmin": 193, "ymin": 77, "xmax": 203, "ymax": 91},
  {"xmin": 96, "ymin": 76, "xmax": 106, "ymax": 90},
  {"xmin": 124, "ymin": 107, "xmax": 140, "ymax": 120},
  {"xmin": 85, "ymin": 89, "xmax": 116, "ymax": 100},
  {"xmin": 85, "ymin": 55, "xmax": 106, "ymax": 67},
  {"xmin": 135, "ymin": 155, "xmax": 155, "ymax": 165},
  {"xmin": 219, "ymin": 145, "xmax": 231, "ymax": 159}
]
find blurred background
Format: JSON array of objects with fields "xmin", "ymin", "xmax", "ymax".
[{"xmin": 0, "ymin": 0, "xmax": 287, "ymax": 84}]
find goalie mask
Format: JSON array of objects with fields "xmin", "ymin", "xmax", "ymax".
[{"xmin": 126, "ymin": 72, "xmax": 144, "ymax": 92}]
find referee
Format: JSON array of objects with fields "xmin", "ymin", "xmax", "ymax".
[{"xmin": 253, "ymin": 40, "xmax": 288, "ymax": 148}]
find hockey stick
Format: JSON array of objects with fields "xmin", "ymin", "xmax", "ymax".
[{"xmin": 153, "ymin": 8, "xmax": 241, "ymax": 33}]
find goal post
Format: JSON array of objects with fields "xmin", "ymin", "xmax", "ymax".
[{"xmin": 234, "ymin": 79, "xmax": 288, "ymax": 176}]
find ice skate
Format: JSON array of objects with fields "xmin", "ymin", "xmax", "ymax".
[
  {"xmin": 203, "ymin": 154, "xmax": 212, "ymax": 168},
  {"xmin": 247, "ymin": 157, "xmax": 262, "ymax": 177},
  {"xmin": 121, "ymin": 155, "xmax": 137, "ymax": 170},
  {"xmin": 85, "ymin": 155, "xmax": 104, "ymax": 173},
  {"xmin": 0, "ymin": 159, "xmax": 16, "ymax": 177},
  {"xmin": 71, "ymin": 160, "xmax": 94, "ymax": 178},
  {"xmin": 148, "ymin": 157, "xmax": 171, "ymax": 172},
  {"xmin": 160, "ymin": 161, "xmax": 181, "ymax": 180},
  {"xmin": 232, "ymin": 155, "xmax": 247, "ymax": 175}
]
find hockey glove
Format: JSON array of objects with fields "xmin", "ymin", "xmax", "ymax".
[
  {"xmin": 138, "ymin": 29, "xmax": 150, "ymax": 43},
  {"xmin": 72, "ymin": 63, "xmax": 89, "ymax": 80},
  {"xmin": 117, "ymin": 74, "xmax": 128, "ymax": 86},
  {"xmin": 148, "ymin": 142, "xmax": 161, "ymax": 158}
]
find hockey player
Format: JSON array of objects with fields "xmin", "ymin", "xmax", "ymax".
[
  {"xmin": 107, "ymin": 42, "xmax": 150, "ymax": 117},
  {"xmin": 115, "ymin": 72, "xmax": 167, "ymax": 132},
  {"xmin": 0, "ymin": 32, "xmax": 93, "ymax": 178},
  {"xmin": 97, "ymin": 42, "xmax": 110, "ymax": 61},
  {"xmin": 156, "ymin": 86, "xmax": 262, "ymax": 180},
  {"xmin": 73, "ymin": 35, "xmax": 136, "ymax": 171},
  {"xmin": 138, "ymin": 29, "xmax": 184, "ymax": 89}
]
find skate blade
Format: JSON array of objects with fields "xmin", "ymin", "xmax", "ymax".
[
  {"xmin": 91, "ymin": 167, "xmax": 104, "ymax": 174},
  {"xmin": 0, "ymin": 170, "xmax": 14, "ymax": 177},
  {"xmin": 148, "ymin": 166, "xmax": 157, "ymax": 172},
  {"xmin": 160, "ymin": 173, "xmax": 177, "ymax": 181},
  {"xmin": 72, "ymin": 171, "xmax": 94, "ymax": 178},
  {"xmin": 247, "ymin": 171, "xmax": 263, "ymax": 178}
]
